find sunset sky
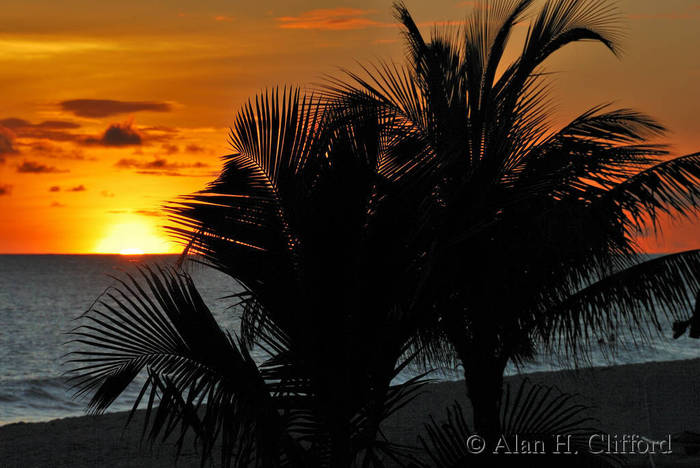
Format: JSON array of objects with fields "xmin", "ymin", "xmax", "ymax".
[{"xmin": 0, "ymin": 0, "xmax": 698, "ymax": 254}]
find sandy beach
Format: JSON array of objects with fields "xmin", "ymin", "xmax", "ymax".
[{"xmin": 2, "ymin": 358, "xmax": 700, "ymax": 467}]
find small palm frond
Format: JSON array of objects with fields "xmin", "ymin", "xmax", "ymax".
[
  {"xmin": 542, "ymin": 250, "xmax": 700, "ymax": 359},
  {"xmin": 512, "ymin": 106, "xmax": 668, "ymax": 199},
  {"xmin": 166, "ymin": 87, "xmax": 323, "ymax": 288},
  {"xmin": 520, "ymin": 0, "xmax": 621, "ymax": 74},
  {"xmin": 598, "ymin": 152, "xmax": 700, "ymax": 234},
  {"xmin": 495, "ymin": 0, "xmax": 622, "ymax": 128},
  {"xmin": 66, "ymin": 266, "xmax": 288, "ymax": 468},
  {"xmin": 417, "ymin": 379, "xmax": 622, "ymax": 468}
]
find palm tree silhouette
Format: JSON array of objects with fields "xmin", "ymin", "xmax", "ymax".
[
  {"xmin": 68, "ymin": 88, "xmax": 431, "ymax": 467},
  {"xmin": 66, "ymin": 1, "xmax": 700, "ymax": 466},
  {"xmin": 325, "ymin": 0, "xmax": 700, "ymax": 445}
]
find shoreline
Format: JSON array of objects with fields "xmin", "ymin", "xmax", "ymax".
[{"xmin": 2, "ymin": 358, "xmax": 700, "ymax": 467}]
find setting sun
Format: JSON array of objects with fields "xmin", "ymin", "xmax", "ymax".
[
  {"xmin": 119, "ymin": 248, "xmax": 145, "ymax": 256},
  {"xmin": 93, "ymin": 217, "xmax": 176, "ymax": 254}
]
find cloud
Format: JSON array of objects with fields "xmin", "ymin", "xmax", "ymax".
[
  {"xmin": 17, "ymin": 160, "xmax": 68, "ymax": 173},
  {"xmin": 142, "ymin": 125, "xmax": 179, "ymax": 134},
  {"xmin": 68, "ymin": 184, "xmax": 86, "ymax": 192},
  {"xmin": 100, "ymin": 190, "xmax": 115, "ymax": 198},
  {"xmin": 161, "ymin": 143, "xmax": 179, "ymax": 155},
  {"xmin": 214, "ymin": 15, "xmax": 234, "ymax": 22},
  {"xmin": 107, "ymin": 209, "xmax": 161, "ymax": 216},
  {"xmin": 49, "ymin": 185, "xmax": 60, "ymax": 192},
  {"xmin": 22, "ymin": 141, "xmax": 91, "ymax": 160},
  {"xmin": 0, "ymin": 184, "xmax": 11, "ymax": 196},
  {"xmin": 60, "ymin": 99, "xmax": 172, "ymax": 118},
  {"xmin": 84, "ymin": 121, "xmax": 142, "ymax": 147},
  {"xmin": 115, "ymin": 157, "xmax": 208, "ymax": 176},
  {"xmin": 0, "ymin": 127, "xmax": 18, "ymax": 155},
  {"xmin": 50, "ymin": 201, "xmax": 65, "ymax": 207},
  {"xmin": 1, "ymin": 118, "xmax": 81, "ymax": 130},
  {"xmin": 115, "ymin": 157, "xmax": 207, "ymax": 170},
  {"xmin": 185, "ymin": 143, "xmax": 205, "ymax": 153},
  {"xmin": 134, "ymin": 209, "xmax": 162, "ymax": 217},
  {"xmin": 277, "ymin": 8, "xmax": 381, "ymax": 30},
  {"xmin": 1, "ymin": 117, "xmax": 83, "ymax": 142}
]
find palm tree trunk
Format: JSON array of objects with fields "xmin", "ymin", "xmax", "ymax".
[
  {"xmin": 463, "ymin": 354, "xmax": 506, "ymax": 443},
  {"xmin": 453, "ymin": 328, "xmax": 508, "ymax": 444}
]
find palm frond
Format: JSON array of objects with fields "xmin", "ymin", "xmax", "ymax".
[
  {"xmin": 541, "ymin": 250, "xmax": 700, "ymax": 359},
  {"xmin": 417, "ymin": 379, "xmax": 622, "ymax": 468},
  {"xmin": 166, "ymin": 87, "xmax": 323, "ymax": 287},
  {"xmin": 598, "ymin": 152, "xmax": 700, "ymax": 234},
  {"xmin": 66, "ymin": 266, "xmax": 288, "ymax": 467}
]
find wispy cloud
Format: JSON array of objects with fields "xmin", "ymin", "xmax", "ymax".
[
  {"xmin": 0, "ymin": 39, "xmax": 121, "ymax": 59},
  {"xmin": 17, "ymin": 160, "xmax": 68, "ymax": 173},
  {"xmin": 50, "ymin": 201, "xmax": 65, "ymax": 207},
  {"xmin": 214, "ymin": 15, "xmax": 234, "ymax": 22},
  {"xmin": 115, "ymin": 157, "xmax": 208, "ymax": 176},
  {"xmin": 21, "ymin": 141, "xmax": 92, "ymax": 161},
  {"xmin": 101, "ymin": 190, "xmax": 115, "ymax": 198},
  {"xmin": 49, "ymin": 185, "xmax": 60, "ymax": 192},
  {"xmin": 277, "ymin": 8, "xmax": 382, "ymax": 30},
  {"xmin": 107, "ymin": 209, "xmax": 162, "ymax": 217},
  {"xmin": 68, "ymin": 184, "xmax": 86, "ymax": 192},
  {"xmin": 0, "ymin": 184, "xmax": 11, "ymax": 196},
  {"xmin": 134, "ymin": 209, "xmax": 162, "ymax": 217},
  {"xmin": 60, "ymin": 99, "xmax": 172, "ymax": 118},
  {"xmin": 0, "ymin": 117, "xmax": 83, "ymax": 143}
]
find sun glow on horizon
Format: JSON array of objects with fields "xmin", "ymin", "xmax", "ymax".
[
  {"xmin": 119, "ymin": 247, "xmax": 145, "ymax": 256},
  {"xmin": 93, "ymin": 217, "xmax": 177, "ymax": 254}
]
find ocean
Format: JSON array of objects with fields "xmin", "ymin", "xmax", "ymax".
[{"xmin": 1, "ymin": 254, "xmax": 699, "ymax": 426}]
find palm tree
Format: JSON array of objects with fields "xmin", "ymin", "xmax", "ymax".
[
  {"xmin": 67, "ymin": 88, "xmax": 431, "ymax": 467},
  {"xmin": 325, "ymin": 0, "xmax": 700, "ymax": 445}
]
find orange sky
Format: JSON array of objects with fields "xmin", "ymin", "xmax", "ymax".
[{"xmin": 0, "ymin": 0, "xmax": 698, "ymax": 254}]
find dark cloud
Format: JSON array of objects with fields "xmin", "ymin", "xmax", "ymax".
[
  {"xmin": 100, "ymin": 190, "xmax": 115, "ymax": 198},
  {"xmin": 114, "ymin": 158, "xmax": 207, "ymax": 175},
  {"xmin": 68, "ymin": 184, "xmax": 86, "ymax": 192},
  {"xmin": 17, "ymin": 160, "xmax": 68, "ymax": 173},
  {"xmin": 49, "ymin": 185, "xmax": 60, "ymax": 192},
  {"xmin": 107, "ymin": 209, "xmax": 128, "ymax": 214},
  {"xmin": 0, "ymin": 184, "xmax": 11, "ymax": 196},
  {"xmin": 22, "ymin": 141, "xmax": 92, "ymax": 161},
  {"xmin": 185, "ymin": 143, "xmax": 205, "ymax": 153},
  {"xmin": 83, "ymin": 121, "xmax": 142, "ymax": 147},
  {"xmin": 1, "ymin": 118, "xmax": 81, "ymax": 130},
  {"xmin": 0, "ymin": 127, "xmax": 18, "ymax": 155},
  {"xmin": 1, "ymin": 118, "xmax": 83, "ymax": 143},
  {"xmin": 161, "ymin": 143, "xmax": 179, "ymax": 155},
  {"xmin": 60, "ymin": 99, "xmax": 172, "ymax": 118},
  {"xmin": 50, "ymin": 201, "xmax": 65, "ymax": 207},
  {"xmin": 135, "ymin": 170, "xmax": 184, "ymax": 176}
]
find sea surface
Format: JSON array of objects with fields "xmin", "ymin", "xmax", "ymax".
[{"xmin": 1, "ymin": 254, "xmax": 699, "ymax": 426}]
